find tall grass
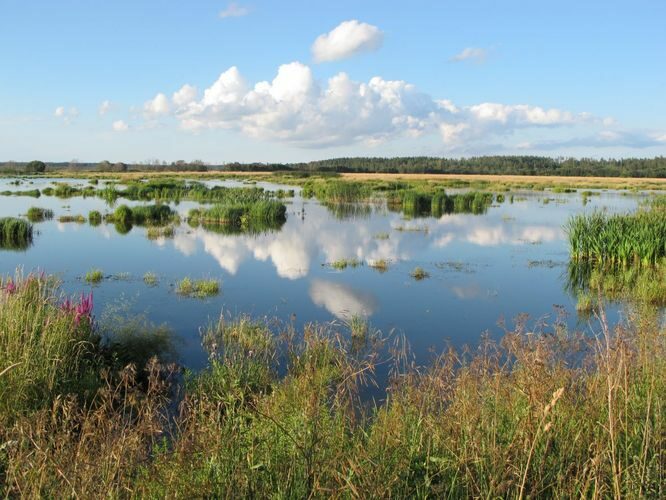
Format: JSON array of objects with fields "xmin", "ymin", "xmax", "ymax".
[
  {"xmin": 26, "ymin": 207, "xmax": 53, "ymax": 222},
  {"xmin": 188, "ymin": 200, "xmax": 287, "ymax": 231},
  {"xmin": 1, "ymin": 272, "xmax": 664, "ymax": 497},
  {"xmin": 566, "ymin": 207, "xmax": 666, "ymax": 266},
  {"xmin": 0, "ymin": 217, "xmax": 33, "ymax": 250}
]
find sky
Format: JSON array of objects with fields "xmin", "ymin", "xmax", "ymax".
[{"xmin": 1, "ymin": 0, "xmax": 665, "ymax": 163}]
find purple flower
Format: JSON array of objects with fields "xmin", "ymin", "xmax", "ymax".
[{"xmin": 4, "ymin": 280, "xmax": 16, "ymax": 294}]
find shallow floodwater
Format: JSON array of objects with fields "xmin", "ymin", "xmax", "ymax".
[{"xmin": 0, "ymin": 178, "xmax": 650, "ymax": 371}]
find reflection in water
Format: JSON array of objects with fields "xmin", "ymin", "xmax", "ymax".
[{"xmin": 309, "ymin": 279, "xmax": 378, "ymax": 319}]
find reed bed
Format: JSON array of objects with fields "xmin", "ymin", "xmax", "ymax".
[
  {"xmin": 0, "ymin": 272, "xmax": 664, "ymax": 498},
  {"xmin": 188, "ymin": 200, "xmax": 287, "ymax": 230},
  {"xmin": 176, "ymin": 277, "xmax": 220, "ymax": 298},
  {"xmin": 108, "ymin": 204, "xmax": 176, "ymax": 226},
  {"xmin": 566, "ymin": 207, "xmax": 666, "ymax": 266},
  {"xmin": 26, "ymin": 207, "xmax": 53, "ymax": 222},
  {"xmin": 0, "ymin": 217, "xmax": 33, "ymax": 250}
]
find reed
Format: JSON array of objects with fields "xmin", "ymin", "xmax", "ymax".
[
  {"xmin": 88, "ymin": 210, "xmax": 102, "ymax": 225},
  {"xmin": 0, "ymin": 217, "xmax": 33, "ymax": 250},
  {"xmin": 566, "ymin": 206, "xmax": 666, "ymax": 266},
  {"xmin": 410, "ymin": 266, "xmax": 430, "ymax": 280},
  {"xmin": 188, "ymin": 200, "xmax": 286, "ymax": 231},
  {"xmin": 58, "ymin": 214, "xmax": 86, "ymax": 223},
  {"xmin": 26, "ymin": 207, "xmax": 53, "ymax": 222},
  {"xmin": 146, "ymin": 225, "xmax": 175, "ymax": 240},
  {"xmin": 328, "ymin": 258, "xmax": 361, "ymax": 270},
  {"xmin": 85, "ymin": 268, "xmax": 104, "ymax": 283}
]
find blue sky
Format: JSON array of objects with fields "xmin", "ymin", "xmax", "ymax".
[{"xmin": 1, "ymin": 0, "xmax": 665, "ymax": 163}]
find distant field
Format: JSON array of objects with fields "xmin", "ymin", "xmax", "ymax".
[{"xmin": 44, "ymin": 169, "xmax": 666, "ymax": 190}]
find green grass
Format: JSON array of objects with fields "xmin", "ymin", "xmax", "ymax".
[
  {"xmin": 176, "ymin": 277, "xmax": 220, "ymax": 298},
  {"xmin": 328, "ymin": 258, "xmax": 361, "ymax": 270},
  {"xmin": 566, "ymin": 205, "xmax": 666, "ymax": 266},
  {"xmin": 88, "ymin": 210, "xmax": 102, "ymax": 225},
  {"xmin": 26, "ymin": 207, "xmax": 54, "ymax": 222},
  {"xmin": 188, "ymin": 200, "xmax": 287, "ymax": 232},
  {"xmin": 84, "ymin": 268, "xmax": 104, "ymax": 284},
  {"xmin": 143, "ymin": 272, "xmax": 159, "ymax": 286},
  {"xmin": 0, "ymin": 217, "xmax": 33, "ymax": 250},
  {"xmin": 1, "ymin": 276, "xmax": 664, "ymax": 498},
  {"xmin": 410, "ymin": 266, "xmax": 430, "ymax": 280},
  {"xmin": 58, "ymin": 214, "xmax": 86, "ymax": 223},
  {"xmin": 368, "ymin": 258, "xmax": 389, "ymax": 272},
  {"xmin": 146, "ymin": 225, "xmax": 175, "ymax": 239}
]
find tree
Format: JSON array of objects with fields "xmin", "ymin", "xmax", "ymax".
[
  {"xmin": 97, "ymin": 160, "xmax": 112, "ymax": 172},
  {"xmin": 25, "ymin": 160, "xmax": 46, "ymax": 174},
  {"xmin": 112, "ymin": 162, "xmax": 128, "ymax": 172}
]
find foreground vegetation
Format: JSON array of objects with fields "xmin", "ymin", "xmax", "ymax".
[
  {"xmin": 0, "ymin": 217, "xmax": 32, "ymax": 250},
  {"xmin": 0, "ymin": 272, "xmax": 664, "ymax": 498}
]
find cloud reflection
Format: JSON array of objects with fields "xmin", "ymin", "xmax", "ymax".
[{"xmin": 309, "ymin": 279, "xmax": 378, "ymax": 319}]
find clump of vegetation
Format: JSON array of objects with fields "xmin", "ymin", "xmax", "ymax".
[
  {"xmin": 85, "ymin": 268, "xmax": 104, "ymax": 284},
  {"xmin": 368, "ymin": 259, "xmax": 389, "ymax": 272},
  {"xmin": 328, "ymin": 258, "xmax": 361, "ymax": 270},
  {"xmin": 88, "ymin": 210, "xmax": 102, "ymax": 225},
  {"xmin": 302, "ymin": 180, "xmax": 371, "ymax": 203},
  {"xmin": 143, "ymin": 272, "xmax": 158, "ymax": 286},
  {"xmin": 58, "ymin": 214, "xmax": 86, "ymax": 223},
  {"xmin": 26, "ymin": 207, "xmax": 54, "ymax": 222},
  {"xmin": 188, "ymin": 200, "xmax": 287, "ymax": 232},
  {"xmin": 0, "ymin": 188, "xmax": 41, "ymax": 197},
  {"xmin": 410, "ymin": 266, "xmax": 430, "ymax": 280},
  {"xmin": 176, "ymin": 277, "xmax": 220, "ymax": 298},
  {"xmin": 0, "ymin": 217, "xmax": 33, "ymax": 250},
  {"xmin": 566, "ymin": 204, "xmax": 666, "ymax": 266},
  {"xmin": 373, "ymin": 232, "xmax": 390, "ymax": 240},
  {"xmin": 390, "ymin": 189, "xmax": 494, "ymax": 217},
  {"xmin": 146, "ymin": 225, "xmax": 175, "ymax": 240},
  {"xmin": 1, "ymin": 274, "xmax": 663, "ymax": 497},
  {"xmin": 109, "ymin": 204, "xmax": 176, "ymax": 225}
]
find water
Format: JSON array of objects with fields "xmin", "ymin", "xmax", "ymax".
[{"xmin": 0, "ymin": 178, "xmax": 649, "ymax": 370}]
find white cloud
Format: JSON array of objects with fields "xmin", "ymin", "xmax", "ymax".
[
  {"xmin": 112, "ymin": 120, "xmax": 129, "ymax": 132},
  {"xmin": 143, "ymin": 92, "xmax": 170, "ymax": 117},
  {"xmin": 309, "ymin": 279, "xmax": 377, "ymax": 320},
  {"xmin": 54, "ymin": 106, "xmax": 79, "ymax": 124},
  {"xmin": 312, "ymin": 20, "xmax": 383, "ymax": 63},
  {"xmin": 142, "ymin": 61, "xmax": 663, "ymax": 152},
  {"xmin": 219, "ymin": 2, "xmax": 250, "ymax": 19},
  {"xmin": 98, "ymin": 100, "xmax": 112, "ymax": 116},
  {"xmin": 172, "ymin": 84, "xmax": 198, "ymax": 107},
  {"xmin": 450, "ymin": 47, "xmax": 488, "ymax": 63}
]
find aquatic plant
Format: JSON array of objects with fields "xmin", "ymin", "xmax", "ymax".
[
  {"xmin": 58, "ymin": 214, "xmax": 86, "ymax": 223},
  {"xmin": 410, "ymin": 266, "xmax": 430, "ymax": 280},
  {"xmin": 143, "ymin": 272, "xmax": 159, "ymax": 286},
  {"xmin": 85, "ymin": 269, "xmax": 104, "ymax": 284},
  {"xmin": 26, "ymin": 207, "xmax": 54, "ymax": 222},
  {"xmin": 0, "ymin": 217, "xmax": 33, "ymax": 250},
  {"xmin": 565, "ymin": 206, "xmax": 666, "ymax": 266},
  {"xmin": 88, "ymin": 210, "xmax": 103, "ymax": 225},
  {"xmin": 108, "ymin": 204, "xmax": 176, "ymax": 226},
  {"xmin": 328, "ymin": 258, "xmax": 361, "ymax": 270},
  {"xmin": 176, "ymin": 277, "xmax": 220, "ymax": 298},
  {"xmin": 146, "ymin": 225, "xmax": 175, "ymax": 240},
  {"xmin": 368, "ymin": 259, "xmax": 389, "ymax": 272},
  {"xmin": 188, "ymin": 200, "xmax": 286, "ymax": 231}
]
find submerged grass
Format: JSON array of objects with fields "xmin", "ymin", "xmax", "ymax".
[
  {"xmin": 1, "ymin": 272, "xmax": 664, "ymax": 497},
  {"xmin": 410, "ymin": 266, "xmax": 430, "ymax": 280},
  {"xmin": 85, "ymin": 268, "xmax": 104, "ymax": 284},
  {"xmin": 58, "ymin": 214, "xmax": 86, "ymax": 223},
  {"xmin": 176, "ymin": 277, "xmax": 220, "ymax": 298}
]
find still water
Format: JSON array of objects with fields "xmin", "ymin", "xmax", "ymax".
[{"xmin": 0, "ymin": 178, "xmax": 648, "ymax": 370}]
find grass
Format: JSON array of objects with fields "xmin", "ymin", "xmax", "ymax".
[
  {"xmin": 84, "ymin": 268, "xmax": 104, "ymax": 284},
  {"xmin": 188, "ymin": 200, "xmax": 287, "ymax": 232},
  {"xmin": 373, "ymin": 232, "xmax": 390, "ymax": 240},
  {"xmin": 143, "ymin": 272, "xmax": 159, "ymax": 286},
  {"xmin": 566, "ymin": 203, "xmax": 666, "ymax": 266},
  {"xmin": 88, "ymin": 210, "xmax": 102, "ymax": 225},
  {"xmin": 109, "ymin": 204, "xmax": 176, "ymax": 225},
  {"xmin": 1, "ymin": 271, "xmax": 664, "ymax": 497},
  {"xmin": 146, "ymin": 225, "xmax": 175, "ymax": 239},
  {"xmin": 58, "ymin": 214, "xmax": 86, "ymax": 223},
  {"xmin": 410, "ymin": 266, "xmax": 430, "ymax": 280},
  {"xmin": 328, "ymin": 258, "xmax": 361, "ymax": 270},
  {"xmin": 0, "ymin": 217, "xmax": 33, "ymax": 250},
  {"xmin": 26, "ymin": 206, "xmax": 53, "ymax": 222},
  {"xmin": 176, "ymin": 277, "xmax": 220, "ymax": 298},
  {"xmin": 368, "ymin": 258, "xmax": 389, "ymax": 272}
]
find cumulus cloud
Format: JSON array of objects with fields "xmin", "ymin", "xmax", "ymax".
[
  {"xmin": 98, "ymin": 100, "xmax": 112, "ymax": 116},
  {"xmin": 450, "ymin": 47, "xmax": 488, "ymax": 63},
  {"xmin": 54, "ymin": 106, "xmax": 65, "ymax": 117},
  {"xmin": 312, "ymin": 20, "xmax": 383, "ymax": 63},
  {"xmin": 309, "ymin": 279, "xmax": 378, "ymax": 319},
  {"xmin": 172, "ymin": 84, "xmax": 198, "ymax": 107},
  {"xmin": 173, "ymin": 62, "xmax": 440, "ymax": 147},
  {"xmin": 141, "ymin": 61, "xmax": 663, "ymax": 152},
  {"xmin": 143, "ymin": 93, "xmax": 170, "ymax": 117},
  {"xmin": 219, "ymin": 2, "xmax": 250, "ymax": 19},
  {"xmin": 112, "ymin": 120, "xmax": 129, "ymax": 132}
]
